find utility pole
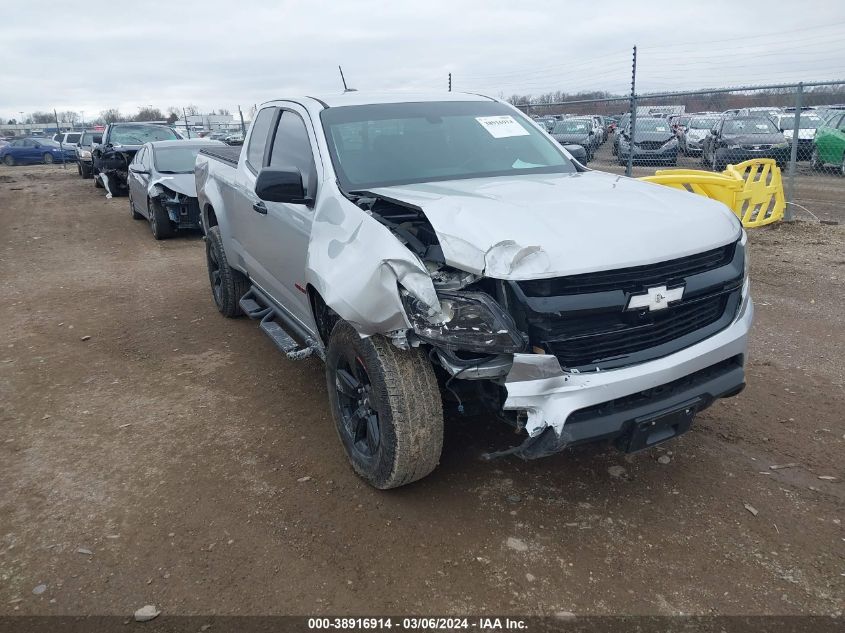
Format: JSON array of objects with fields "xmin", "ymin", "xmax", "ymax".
[
  {"xmin": 448, "ymin": 72, "xmax": 452, "ymax": 92},
  {"xmin": 784, "ymin": 82, "xmax": 803, "ymax": 222},
  {"xmin": 238, "ymin": 105, "xmax": 246, "ymax": 137},
  {"xmin": 53, "ymin": 109, "xmax": 66, "ymax": 169},
  {"xmin": 182, "ymin": 107, "xmax": 191, "ymax": 139},
  {"xmin": 80, "ymin": 110, "xmax": 85, "ymax": 128},
  {"xmin": 625, "ymin": 45, "xmax": 638, "ymax": 178}
]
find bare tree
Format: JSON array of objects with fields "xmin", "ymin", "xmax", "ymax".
[
  {"xmin": 59, "ymin": 111, "xmax": 80, "ymax": 125},
  {"xmin": 184, "ymin": 104, "xmax": 200, "ymax": 116},
  {"xmin": 100, "ymin": 108, "xmax": 124, "ymax": 124},
  {"xmin": 31, "ymin": 111, "xmax": 54, "ymax": 124},
  {"xmin": 134, "ymin": 107, "xmax": 164, "ymax": 122},
  {"xmin": 216, "ymin": 108, "xmax": 231, "ymax": 116}
]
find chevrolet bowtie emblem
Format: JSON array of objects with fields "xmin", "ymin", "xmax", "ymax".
[{"xmin": 626, "ymin": 285, "xmax": 684, "ymax": 312}]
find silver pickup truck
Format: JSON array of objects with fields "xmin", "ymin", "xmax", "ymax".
[{"xmin": 195, "ymin": 92, "xmax": 753, "ymax": 489}]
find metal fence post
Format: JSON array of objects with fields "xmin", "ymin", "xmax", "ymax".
[
  {"xmin": 625, "ymin": 46, "xmax": 638, "ymax": 177},
  {"xmin": 784, "ymin": 82, "xmax": 803, "ymax": 221}
]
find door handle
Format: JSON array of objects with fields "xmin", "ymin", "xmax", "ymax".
[{"xmin": 253, "ymin": 201, "xmax": 267, "ymax": 215}]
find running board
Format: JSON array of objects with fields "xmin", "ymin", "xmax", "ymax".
[{"xmin": 239, "ymin": 287, "xmax": 319, "ymax": 361}]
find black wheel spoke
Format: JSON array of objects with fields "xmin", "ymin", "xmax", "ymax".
[
  {"xmin": 335, "ymin": 368, "xmax": 360, "ymax": 398},
  {"xmin": 334, "ymin": 357, "xmax": 380, "ymax": 460},
  {"xmin": 365, "ymin": 414, "xmax": 380, "ymax": 454}
]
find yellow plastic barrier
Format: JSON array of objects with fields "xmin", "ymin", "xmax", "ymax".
[{"xmin": 640, "ymin": 159, "xmax": 785, "ymax": 228}]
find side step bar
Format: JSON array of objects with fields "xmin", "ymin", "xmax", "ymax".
[{"xmin": 239, "ymin": 287, "xmax": 322, "ymax": 361}]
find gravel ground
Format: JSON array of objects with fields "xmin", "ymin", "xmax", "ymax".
[{"xmin": 0, "ymin": 165, "xmax": 842, "ymax": 618}]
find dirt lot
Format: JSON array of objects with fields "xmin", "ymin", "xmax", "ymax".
[{"xmin": 0, "ymin": 165, "xmax": 843, "ymax": 617}]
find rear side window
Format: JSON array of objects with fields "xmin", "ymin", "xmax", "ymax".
[
  {"xmin": 269, "ymin": 111, "xmax": 317, "ymax": 197},
  {"xmin": 246, "ymin": 107, "xmax": 276, "ymax": 171}
]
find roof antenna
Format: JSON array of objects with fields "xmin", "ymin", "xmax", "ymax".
[{"xmin": 338, "ymin": 65, "xmax": 357, "ymax": 92}]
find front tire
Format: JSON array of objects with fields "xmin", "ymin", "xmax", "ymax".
[
  {"xmin": 149, "ymin": 199, "xmax": 174, "ymax": 240},
  {"xmin": 205, "ymin": 226, "xmax": 249, "ymax": 317},
  {"xmin": 3, "ymin": 155, "xmax": 14, "ymax": 166},
  {"xmin": 326, "ymin": 321, "xmax": 443, "ymax": 489},
  {"xmin": 42, "ymin": 153, "xmax": 54, "ymax": 164}
]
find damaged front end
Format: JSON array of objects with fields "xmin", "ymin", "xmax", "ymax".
[
  {"xmin": 149, "ymin": 183, "xmax": 202, "ymax": 231},
  {"xmin": 96, "ymin": 146, "xmax": 136, "ymax": 193},
  {"xmin": 340, "ymin": 191, "xmax": 752, "ymax": 461}
]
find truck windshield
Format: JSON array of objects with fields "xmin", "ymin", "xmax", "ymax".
[
  {"xmin": 111, "ymin": 125, "xmax": 180, "ymax": 145},
  {"xmin": 153, "ymin": 145, "xmax": 206, "ymax": 173},
  {"xmin": 320, "ymin": 101, "xmax": 576, "ymax": 190}
]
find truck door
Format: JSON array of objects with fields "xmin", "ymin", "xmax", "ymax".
[
  {"xmin": 248, "ymin": 106, "xmax": 320, "ymax": 328},
  {"xmin": 229, "ymin": 106, "xmax": 278, "ymax": 291}
]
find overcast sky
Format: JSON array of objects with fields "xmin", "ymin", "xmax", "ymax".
[{"xmin": 2, "ymin": 0, "xmax": 844, "ymax": 122}]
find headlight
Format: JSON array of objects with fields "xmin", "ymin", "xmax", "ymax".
[
  {"xmin": 774, "ymin": 142, "xmax": 789, "ymax": 149},
  {"xmin": 402, "ymin": 290, "xmax": 527, "ymax": 354},
  {"xmin": 662, "ymin": 138, "xmax": 678, "ymax": 148},
  {"xmin": 727, "ymin": 144, "xmax": 742, "ymax": 149},
  {"xmin": 79, "ymin": 149, "xmax": 91, "ymax": 158}
]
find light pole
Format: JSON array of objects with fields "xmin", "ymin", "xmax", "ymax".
[{"xmin": 80, "ymin": 110, "xmax": 85, "ymax": 128}]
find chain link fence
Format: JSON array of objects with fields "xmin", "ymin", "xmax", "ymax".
[{"xmin": 516, "ymin": 82, "xmax": 845, "ymax": 224}]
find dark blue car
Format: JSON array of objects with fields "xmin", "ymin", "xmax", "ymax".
[{"xmin": 0, "ymin": 138, "xmax": 76, "ymax": 166}]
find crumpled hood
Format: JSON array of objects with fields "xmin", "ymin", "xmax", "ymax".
[
  {"xmin": 371, "ymin": 171, "xmax": 741, "ymax": 279},
  {"xmin": 149, "ymin": 173, "xmax": 197, "ymax": 197}
]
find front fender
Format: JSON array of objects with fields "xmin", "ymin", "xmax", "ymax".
[{"xmin": 304, "ymin": 196, "xmax": 439, "ymax": 337}]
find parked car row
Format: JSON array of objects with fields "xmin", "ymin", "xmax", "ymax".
[
  {"xmin": 67, "ymin": 121, "xmax": 225, "ymax": 239},
  {"xmin": 0, "ymin": 137, "xmax": 76, "ymax": 165}
]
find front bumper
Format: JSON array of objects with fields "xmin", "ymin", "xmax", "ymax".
[
  {"xmin": 618, "ymin": 144, "xmax": 678, "ymax": 163},
  {"xmin": 500, "ymin": 286, "xmax": 753, "ymax": 458},
  {"xmin": 716, "ymin": 147, "xmax": 790, "ymax": 164},
  {"xmin": 684, "ymin": 138, "xmax": 704, "ymax": 154}
]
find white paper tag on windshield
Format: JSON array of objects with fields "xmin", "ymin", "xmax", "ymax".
[{"xmin": 476, "ymin": 115, "xmax": 530, "ymax": 138}]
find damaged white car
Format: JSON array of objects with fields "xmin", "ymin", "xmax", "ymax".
[
  {"xmin": 127, "ymin": 139, "xmax": 224, "ymax": 239},
  {"xmin": 195, "ymin": 92, "xmax": 753, "ymax": 489}
]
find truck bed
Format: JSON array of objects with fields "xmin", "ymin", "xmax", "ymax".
[{"xmin": 199, "ymin": 145, "xmax": 242, "ymax": 167}]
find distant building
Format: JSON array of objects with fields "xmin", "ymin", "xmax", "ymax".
[{"xmin": 173, "ymin": 113, "xmax": 245, "ymax": 135}]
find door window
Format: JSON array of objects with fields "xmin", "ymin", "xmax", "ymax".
[
  {"xmin": 269, "ymin": 111, "xmax": 317, "ymax": 198},
  {"xmin": 246, "ymin": 107, "xmax": 277, "ymax": 172}
]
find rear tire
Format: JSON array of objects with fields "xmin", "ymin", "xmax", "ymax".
[
  {"xmin": 326, "ymin": 321, "xmax": 444, "ymax": 489},
  {"xmin": 205, "ymin": 226, "xmax": 249, "ymax": 317},
  {"xmin": 42, "ymin": 153, "xmax": 53, "ymax": 164},
  {"xmin": 3, "ymin": 155, "xmax": 14, "ymax": 166}
]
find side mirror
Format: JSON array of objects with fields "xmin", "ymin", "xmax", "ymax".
[
  {"xmin": 128, "ymin": 164, "xmax": 148, "ymax": 174},
  {"xmin": 562, "ymin": 144, "xmax": 587, "ymax": 164},
  {"xmin": 255, "ymin": 166, "xmax": 311, "ymax": 205}
]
